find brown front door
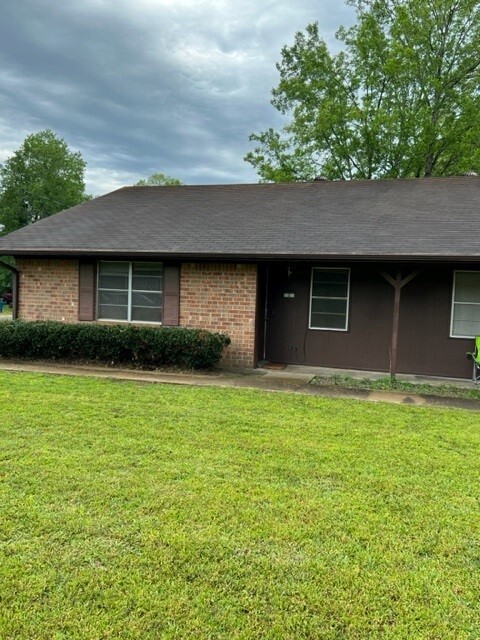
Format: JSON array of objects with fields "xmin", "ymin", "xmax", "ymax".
[{"xmin": 265, "ymin": 264, "xmax": 308, "ymax": 364}]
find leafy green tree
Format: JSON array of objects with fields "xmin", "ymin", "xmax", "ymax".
[
  {"xmin": 135, "ymin": 173, "xmax": 183, "ymax": 186},
  {"xmin": 0, "ymin": 130, "xmax": 90, "ymax": 233},
  {"xmin": 0, "ymin": 130, "xmax": 90, "ymax": 296},
  {"xmin": 246, "ymin": 0, "xmax": 480, "ymax": 181}
]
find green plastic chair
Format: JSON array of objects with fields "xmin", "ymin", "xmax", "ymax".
[{"xmin": 467, "ymin": 336, "xmax": 480, "ymax": 382}]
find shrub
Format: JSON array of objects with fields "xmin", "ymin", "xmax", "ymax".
[{"xmin": 0, "ymin": 321, "xmax": 231, "ymax": 369}]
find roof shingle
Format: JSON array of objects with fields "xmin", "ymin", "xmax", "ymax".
[{"xmin": 0, "ymin": 177, "xmax": 479, "ymax": 260}]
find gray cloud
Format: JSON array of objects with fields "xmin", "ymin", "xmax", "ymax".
[{"xmin": 0, "ymin": 0, "xmax": 354, "ymax": 195}]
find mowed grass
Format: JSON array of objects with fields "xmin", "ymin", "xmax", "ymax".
[{"xmin": 0, "ymin": 373, "xmax": 479, "ymax": 639}]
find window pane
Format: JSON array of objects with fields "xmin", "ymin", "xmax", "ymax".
[
  {"xmin": 311, "ymin": 298, "xmax": 347, "ymax": 315},
  {"xmin": 313, "ymin": 269, "xmax": 348, "ymax": 283},
  {"xmin": 99, "ymin": 262, "xmax": 129, "ymax": 275},
  {"xmin": 98, "ymin": 304, "xmax": 128, "ymax": 320},
  {"xmin": 99, "ymin": 262, "xmax": 129, "ymax": 290},
  {"xmin": 454, "ymin": 272, "xmax": 480, "ymax": 303},
  {"xmin": 310, "ymin": 268, "xmax": 349, "ymax": 330},
  {"xmin": 131, "ymin": 292, "xmax": 163, "ymax": 307},
  {"xmin": 132, "ymin": 275, "xmax": 163, "ymax": 291},
  {"xmin": 312, "ymin": 282, "xmax": 348, "ymax": 297},
  {"xmin": 312, "ymin": 269, "xmax": 349, "ymax": 298},
  {"xmin": 97, "ymin": 261, "xmax": 164, "ymax": 323},
  {"xmin": 99, "ymin": 291, "xmax": 128, "ymax": 306},
  {"xmin": 452, "ymin": 303, "xmax": 480, "ymax": 337},
  {"xmin": 99, "ymin": 275, "xmax": 129, "ymax": 290},
  {"xmin": 100, "ymin": 261, "xmax": 129, "ymax": 273},
  {"xmin": 131, "ymin": 264, "xmax": 163, "ymax": 322},
  {"xmin": 131, "ymin": 306, "xmax": 162, "ymax": 322},
  {"xmin": 132, "ymin": 262, "xmax": 163, "ymax": 275},
  {"xmin": 98, "ymin": 288, "xmax": 128, "ymax": 319},
  {"xmin": 311, "ymin": 312, "xmax": 347, "ymax": 330}
]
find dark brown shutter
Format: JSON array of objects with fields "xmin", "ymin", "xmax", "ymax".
[
  {"xmin": 163, "ymin": 264, "xmax": 180, "ymax": 325},
  {"xmin": 78, "ymin": 261, "xmax": 96, "ymax": 321}
]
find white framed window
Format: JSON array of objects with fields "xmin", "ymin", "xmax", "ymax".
[
  {"xmin": 97, "ymin": 261, "xmax": 164, "ymax": 324},
  {"xmin": 450, "ymin": 270, "xmax": 480, "ymax": 338},
  {"xmin": 309, "ymin": 267, "xmax": 350, "ymax": 331}
]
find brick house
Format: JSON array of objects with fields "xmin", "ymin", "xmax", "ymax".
[{"xmin": 1, "ymin": 177, "xmax": 480, "ymax": 378}]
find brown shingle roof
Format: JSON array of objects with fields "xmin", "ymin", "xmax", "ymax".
[{"xmin": 0, "ymin": 177, "xmax": 479, "ymax": 260}]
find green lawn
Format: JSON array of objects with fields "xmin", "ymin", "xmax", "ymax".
[{"xmin": 0, "ymin": 372, "xmax": 479, "ymax": 639}]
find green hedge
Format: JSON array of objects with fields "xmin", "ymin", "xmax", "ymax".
[{"xmin": 0, "ymin": 321, "xmax": 231, "ymax": 369}]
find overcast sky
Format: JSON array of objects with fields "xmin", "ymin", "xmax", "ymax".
[{"xmin": 0, "ymin": 0, "xmax": 354, "ymax": 196}]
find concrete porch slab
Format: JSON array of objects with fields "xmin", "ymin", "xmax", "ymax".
[{"xmin": 257, "ymin": 364, "xmax": 474, "ymax": 388}]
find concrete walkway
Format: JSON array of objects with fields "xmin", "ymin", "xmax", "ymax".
[{"xmin": 0, "ymin": 359, "xmax": 479, "ymax": 411}]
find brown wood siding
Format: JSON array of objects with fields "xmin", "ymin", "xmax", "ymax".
[
  {"xmin": 264, "ymin": 262, "xmax": 475, "ymax": 379},
  {"xmin": 396, "ymin": 267, "xmax": 471, "ymax": 378},
  {"xmin": 265, "ymin": 263, "xmax": 391, "ymax": 372},
  {"xmin": 163, "ymin": 264, "xmax": 180, "ymax": 326},
  {"xmin": 78, "ymin": 261, "xmax": 96, "ymax": 321}
]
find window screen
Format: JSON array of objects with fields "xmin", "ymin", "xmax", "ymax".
[
  {"xmin": 310, "ymin": 268, "xmax": 350, "ymax": 330},
  {"xmin": 98, "ymin": 261, "xmax": 163, "ymax": 323},
  {"xmin": 451, "ymin": 271, "xmax": 480, "ymax": 338}
]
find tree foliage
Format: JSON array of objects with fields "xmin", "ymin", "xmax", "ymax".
[
  {"xmin": 0, "ymin": 130, "xmax": 90, "ymax": 233},
  {"xmin": 0, "ymin": 130, "xmax": 90, "ymax": 295},
  {"xmin": 245, "ymin": 0, "xmax": 480, "ymax": 181},
  {"xmin": 135, "ymin": 173, "xmax": 183, "ymax": 186}
]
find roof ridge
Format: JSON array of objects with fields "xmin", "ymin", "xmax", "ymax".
[{"xmin": 118, "ymin": 175, "xmax": 480, "ymax": 191}]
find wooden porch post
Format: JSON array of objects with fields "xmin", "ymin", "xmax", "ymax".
[
  {"xmin": 390, "ymin": 271, "xmax": 402, "ymax": 380},
  {"xmin": 380, "ymin": 269, "xmax": 420, "ymax": 380}
]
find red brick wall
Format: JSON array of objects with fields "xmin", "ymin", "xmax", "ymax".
[
  {"xmin": 17, "ymin": 259, "xmax": 79, "ymax": 322},
  {"xmin": 180, "ymin": 263, "xmax": 258, "ymax": 367},
  {"xmin": 15, "ymin": 259, "xmax": 258, "ymax": 368}
]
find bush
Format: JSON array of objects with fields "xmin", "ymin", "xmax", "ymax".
[{"xmin": 0, "ymin": 321, "xmax": 231, "ymax": 369}]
